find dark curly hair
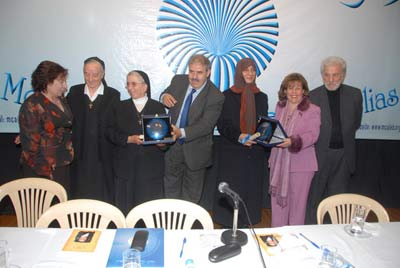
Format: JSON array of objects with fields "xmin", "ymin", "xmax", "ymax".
[
  {"xmin": 278, "ymin": 73, "xmax": 309, "ymax": 101},
  {"xmin": 31, "ymin": 60, "xmax": 68, "ymax": 92}
]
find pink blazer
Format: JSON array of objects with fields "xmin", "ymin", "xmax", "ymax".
[{"xmin": 269, "ymin": 98, "xmax": 321, "ymax": 172}]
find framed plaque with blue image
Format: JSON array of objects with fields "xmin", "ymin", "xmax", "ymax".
[
  {"xmin": 255, "ymin": 116, "xmax": 288, "ymax": 147},
  {"xmin": 141, "ymin": 114, "xmax": 174, "ymax": 145}
]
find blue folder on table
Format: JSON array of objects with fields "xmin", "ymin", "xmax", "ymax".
[{"xmin": 106, "ymin": 228, "xmax": 164, "ymax": 268}]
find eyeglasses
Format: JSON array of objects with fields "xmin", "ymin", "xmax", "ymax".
[{"xmin": 126, "ymin": 81, "xmax": 145, "ymax": 87}]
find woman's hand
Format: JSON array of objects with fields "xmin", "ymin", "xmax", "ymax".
[
  {"xmin": 127, "ymin": 135, "xmax": 143, "ymax": 145},
  {"xmin": 156, "ymin": 143, "xmax": 166, "ymax": 148},
  {"xmin": 277, "ymin": 138, "xmax": 292, "ymax": 148},
  {"xmin": 14, "ymin": 135, "xmax": 21, "ymax": 145},
  {"xmin": 239, "ymin": 133, "xmax": 256, "ymax": 147}
]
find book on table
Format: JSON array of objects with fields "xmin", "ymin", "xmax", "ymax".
[
  {"xmin": 106, "ymin": 228, "xmax": 164, "ymax": 268},
  {"xmin": 63, "ymin": 229, "xmax": 102, "ymax": 252},
  {"xmin": 256, "ymin": 233, "xmax": 283, "ymax": 256},
  {"xmin": 256, "ymin": 233, "xmax": 309, "ymax": 256}
]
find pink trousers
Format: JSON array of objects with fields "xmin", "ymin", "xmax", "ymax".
[{"xmin": 271, "ymin": 171, "xmax": 314, "ymax": 227}]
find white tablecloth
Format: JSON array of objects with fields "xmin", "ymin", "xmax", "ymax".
[
  {"xmin": 165, "ymin": 222, "xmax": 400, "ymax": 268},
  {"xmin": 1, "ymin": 222, "xmax": 399, "ymax": 268}
]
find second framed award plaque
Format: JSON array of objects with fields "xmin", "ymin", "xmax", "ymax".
[{"xmin": 255, "ymin": 116, "xmax": 288, "ymax": 147}]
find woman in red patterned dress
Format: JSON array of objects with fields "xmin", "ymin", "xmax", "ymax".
[{"xmin": 19, "ymin": 60, "xmax": 74, "ymax": 192}]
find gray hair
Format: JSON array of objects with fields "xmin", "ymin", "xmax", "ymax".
[
  {"xmin": 188, "ymin": 54, "xmax": 211, "ymax": 71},
  {"xmin": 320, "ymin": 56, "xmax": 347, "ymax": 75}
]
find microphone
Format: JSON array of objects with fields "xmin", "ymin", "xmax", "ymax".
[
  {"xmin": 218, "ymin": 182, "xmax": 241, "ymax": 201},
  {"xmin": 218, "ymin": 182, "xmax": 248, "ymax": 246}
]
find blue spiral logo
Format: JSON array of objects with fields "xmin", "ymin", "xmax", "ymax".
[
  {"xmin": 340, "ymin": 0, "xmax": 364, "ymax": 8},
  {"xmin": 156, "ymin": 0, "xmax": 279, "ymax": 91},
  {"xmin": 340, "ymin": 0, "xmax": 398, "ymax": 8}
]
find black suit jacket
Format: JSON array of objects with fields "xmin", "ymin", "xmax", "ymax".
[{"xmin": 310, "ymin": 84, "xmax": 362, "ymax": 173}]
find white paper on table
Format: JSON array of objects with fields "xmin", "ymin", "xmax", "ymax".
[{"xmin": 269, "ymin": 233, "xmax": 320, "ymax": 268}]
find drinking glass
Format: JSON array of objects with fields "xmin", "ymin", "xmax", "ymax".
[
  {"xmin": 318, "ymin": 245, "xmax": 337, "ymax": 268},
  {"xmin": 0, "ymin": 240, "xmax": 9, "ymax": 268},
  {"xmin": 122, "ymin": 248, "xmax": 141, "ymax": 268},
  {"xmin": 0, "ymin": 240, "xmax": 21, "ymax": 268},
  {"xmin": 350, "ymin": 205, "xmax": 366, "ymax": 235}
]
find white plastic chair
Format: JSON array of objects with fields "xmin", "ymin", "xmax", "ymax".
[
  {"xmin": 317, "ymin": 193, "xmax": 390, "ymax": 224},
  {"xmin": 125, "ymin": 198, "xmax": 214, "ymax": 230},
  {"xmin": 36, "ymin": 199, "xmax": 126, "ymax": 228},
  {"xmin": 0, "ymin": 177, "xmax": 67, "ymax": 227}
]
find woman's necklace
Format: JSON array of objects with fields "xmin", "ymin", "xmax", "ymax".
[
  {"xmin": 87, "ymin": 88, "xmax": 97, "ymax": 110},
  {"xmin": 136, "ymin": 109, "xmax": 142, "ymax": 126},
  {"xmin": 133, "ymin": 96, "xmax": 147, "ymax": 126}
]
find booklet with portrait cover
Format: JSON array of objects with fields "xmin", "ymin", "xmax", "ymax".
[
  {"xmin": 255, "ymin": 116, "xmax": 288, "ymax": 147},
  {"xmin": 106, "ymin": 228, "xmax": 164, "ymax": 268},
  {"xmin": 256, "ymin": 233, "xmax": 283, "ymax": 256},
  {"xmin": 62, "ymin": 229, "xmax": 101, "ymax": 252},
  {"xmin": 256, "ymin": 233, "xmax": 310, "ymax": 257}
]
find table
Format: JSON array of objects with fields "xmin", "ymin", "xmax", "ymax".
[
  {"xmin": 165, "ymin": 222, "xmax": 400, "ymax": 268},
  {"xmin": 1, "ymin": 222, "xmax": 399, "ymax": 268}
]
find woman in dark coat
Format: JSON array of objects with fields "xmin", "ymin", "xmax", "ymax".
[
  {"xmin": 106, "ymin": 70, "xmax": 165, "ymax": 214},
  {"xmin": 213, "ymin": 58, "xmax": 269, "ymax": 227}
]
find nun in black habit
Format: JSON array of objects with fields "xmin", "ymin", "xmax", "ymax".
[
  {"xmin": 67, "ymin": 57, "xmax": 120, "ymax": 203},
  {"xmin": 106, "ymin": 70, "xmax": 166, "ymax": 214}
]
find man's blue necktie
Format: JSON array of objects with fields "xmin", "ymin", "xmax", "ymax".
[
  {"xmin": 179, "ymin": 88, "xmax": 196, "ymax": 128},
  {"xmin": 178, "ymin": 88, "xmax": 196, "ymax": 144}
]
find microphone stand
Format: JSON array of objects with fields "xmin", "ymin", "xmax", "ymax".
[{"xmin": 221, "ymin": 195, "xmax": 248, "ymax": 246}]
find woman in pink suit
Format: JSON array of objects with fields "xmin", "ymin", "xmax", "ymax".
[{"xmin": 269, "ymin": 73, "xmax": 321, "ymax": 227}]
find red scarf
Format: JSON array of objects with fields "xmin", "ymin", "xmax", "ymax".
[{"xmin": 231, "ymin": 84, "xmax": 260, "ymax": 133}]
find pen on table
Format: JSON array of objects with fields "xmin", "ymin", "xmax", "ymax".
[
  {"xmin": 299, "ymin": 233, "xmax": 320, "ymax": 249},
  {"xmin": 179, "ymin": 237, "xmax": 187, "ymax": 258}
]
